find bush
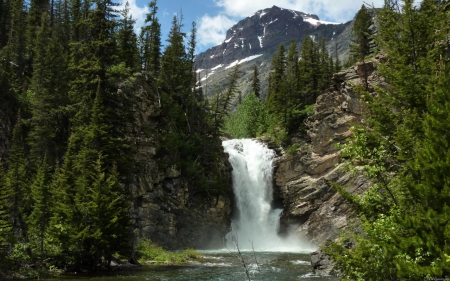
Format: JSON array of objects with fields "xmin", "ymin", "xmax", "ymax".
[{"xmin": 136, "ymin": 239, "xmax": 201, "ymax": 264}]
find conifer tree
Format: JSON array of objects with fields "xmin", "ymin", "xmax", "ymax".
[
  {"xmin": 140, "ymin": 0, "xmax": 161, "ymax": 78},
  {"xmin": 0, "ymin": 0, "xmax": 11, "ymax": 48},
  {"xmin": 266, "ymin": 43, "xmax": 286, "ymax": 115},
  {"xmin": 28, "ymin": 158, "xmax": 51, "ymax": 257},
  {"xmin": 4, "ymin": 114, "xmax": 31, "ymax": 251},
  {"xmin": 117, "ymin": 2, "xmax": 139, "ymax": 70},
  {"xmin": 283, "ymin": 39, "xmax": 300, "ymax": 128},
  {"xmin": 3, "ymin": 0, "xmax": 26, "ymax": 82},
  {"xmin": 299, "ymin": 36, "xmax": 319, "ymax": 101},
  {"xmin": 0, "ymin": 161, "xmax": 13, "ymax": 266},
  {"xmin": 29, "ymin": 13, "xmax": 69, "ymax": 167},
  {"xmin": 251, "ymin": 64, "xmax": 260, "ymax": 99},
  {"xmin": 350, "ymin": 5, "xmax": 373, "ymax": 63}
]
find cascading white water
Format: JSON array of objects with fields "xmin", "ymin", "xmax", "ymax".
[{"xmin": 223, "ymin": 139, "xmax": 313, "ymax": 252}]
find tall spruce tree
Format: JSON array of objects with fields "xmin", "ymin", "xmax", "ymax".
[
  {"xmin": 117, "ymin": 2, "xmax": 139, "ymax": 70},
  {"xmin": 4, "ymin": 114, "xmax": 31, "ymax": 253},
  {"xmin": 266, "ymin": 43, "xmax": 286, "ymax": 116},
  {"xmin": 140, "ymin": 0, "xmax": 161, "ymax": 78},
  {"xmin": 350, "ymin": 5, "xmax": 374, "ymax": 63},
  {"xmin": 0, "ymin": 161, "xmax": 13, "ymax": 269},
  {"xmin": 29, "ymin": 13, "xmax": 69, "ymax": 167},
  {"xmin": 28, "ymin": 158, "xmax": 51, "ymax": 258},
  {"xmin": 299, "ymin": 36, "xmax": 319, "ymax": 101},
  {"xmin": 251, "ymin": 64, "xmax": 261, "ymax": 98}
]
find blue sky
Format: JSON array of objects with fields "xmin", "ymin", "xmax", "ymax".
[{"xmin": 122, "ymin": 0, "xmax": 385, "ymax": 53}]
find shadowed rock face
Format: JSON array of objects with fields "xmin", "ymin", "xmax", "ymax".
[
  {"xmin": 119, "ymin": 78, "xmax": 234, "ymax": 250},
  {"xmin": 272, "ymin": 56, "xmax": 384, "ymax": 248}
]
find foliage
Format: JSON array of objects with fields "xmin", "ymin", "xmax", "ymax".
[
  {"xmin": 286, "ymin": 143, "xmax": 300, "ymax": 155},
  {"xmin": 136, "ymin": 239, "xmax": 201, "ymax": 264},
  {"xmin": 0, "ymin": 0, "xmax": 226, "ymax": 274},
  {"xmin": 349, "ymin": 5, "xmax": 374, "ymax": 64},
  {"xmin": 223, "ymin": 93, "xmax": 268, "ymax": 138},
  {"xmin": 327, "ymin": 1, "xmax": 450, "ymax": 279},
  {"xmin": 266, "ymin": 37, "xmax": 334, "ymax": 135}
]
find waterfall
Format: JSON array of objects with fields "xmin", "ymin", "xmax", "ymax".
[{"xmin": 223, "ymin": 139, "xmax": 310, "ymax": 251}]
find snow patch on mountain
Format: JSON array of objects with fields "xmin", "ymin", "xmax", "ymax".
[
  {"xmin": 225, "ymin": 54, "xmax": 263, "ymax": 70},
  {"xmin": 258, "ymin": 36, "xmax": 264, "ymax": 48}
]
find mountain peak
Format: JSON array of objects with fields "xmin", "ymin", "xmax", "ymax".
[{"xmin": 196, "ymin": 6, "xmax": 325, "ymax": 70}]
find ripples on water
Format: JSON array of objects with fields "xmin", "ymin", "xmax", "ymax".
[{"xmin": 47, "ymin": 251, "xmax": 337, "ymax": 281}]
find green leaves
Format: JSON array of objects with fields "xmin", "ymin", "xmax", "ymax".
[{"xmin": 329, "ymin": 1, "xmax": 450, "ymax": 279}]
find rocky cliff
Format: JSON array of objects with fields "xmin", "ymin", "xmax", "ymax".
[
  {"xmin": 127, "ymin": 79, "xmax": 232, "ymax": 250},
  {"xmin": 273, "ymin": 57, "xmax": 384, "ymax": 249}
]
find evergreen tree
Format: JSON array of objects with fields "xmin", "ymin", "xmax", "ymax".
[
  {"xmin": 140, "ymin": 0, "xmax": 161, "ymax": 78},
  {"xmin": 350, "ymin": 5, "xmax": 374, "ymax": 63},
  {"xmin": 117, "ymin": 2, "xmax": 139, "ymax": 70},
  {"xmin": 283, "ymin": 39, "xmax": 300, "ymax": 128},
  {"xmin": 28, "ymin": 13, "xmax": 70, "ymax": 167},
  {"xmin": 28, "ymin": 158, "xmax": 51, "ymax": 257},
  {"xmin": 4, "ymin": 114, "xmax": 31, "ymax": 253},
  {"xmin": 3, "ymin": 0, "xmax": 26, "ymax": 83},
  {"xmin": 0, "ymin": 0, "xmax": 11, "ymax": 48},
  {"xmin": 211, "ymin": 65, "xmax": 241, "ymax": 136},
  {"xmin": 299, "ymin": 36, "xmax": 319, "ymax": 101},
  {"xmin": 251, "ymin": 64, "xmax": 260, "ymax": 99},
  {"xmin": 0, "ymin": 161, "xmax": 13, "ymax": 270},
  {"xmin": 266, "ymin": 43, "xmax": 286, "ymax": 115}
]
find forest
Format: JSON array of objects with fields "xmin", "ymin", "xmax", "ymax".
[
  {"xmin": 0, "ymin": 0, "xmax": 449, "ymax": 278},
  {"xmin": 0, "ymin": 0, "xmax": 235, "ymax": 275}
]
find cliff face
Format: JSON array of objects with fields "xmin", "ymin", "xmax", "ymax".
[
  {"xmin": 273, "ymin": 57, "xmax": 383, "ymax": 246},
  {"xmin": 127, "ymin": 79, "xmax": 232, "ymax": 250}
]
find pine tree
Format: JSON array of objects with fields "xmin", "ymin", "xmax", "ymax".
[
  {"xmin": 0, "ymin": 0, "xmax": 11, "ymax": 48},
  {"xmin": 0, "ymin": 161, "xmax": 13, "ymax": 269},
  {"xmin": 210, "ymin": 65, "xmax": 241, "ymax": 136},
  {"xmin": 251, "ymin": 64, "xmax": 260, "ymax": 99},
  {"xmin": 283, "ymin": 39, "xmax": 300, "ymax": 128},
  {"xmin": 3, "ymin": 0, "xmax": 26, "ymax": 82},
  {"xmin": 28, "ymin": 13, "xmax": 70, "ymax": 167},
  {"xmin": 350, "ymin": 5, "xmax": 373, "ymax": 63},
  {"xmin": 25, "ymin": 0, "xmax": 49, "ymax": 70},
  {"xmin": 4, "ymin": 114, "xmax": 31, "ymax": 253},
  {"xmin": 266, "ymin": 43, "xmax": 286, "ymax": 115},
  {"xmin": 28, "ymin": 158, "xmax": 51, "ymax": 257},
  {"xmin": 117, "ymin": 2, "xmax": 139, "ymax": 70},
  {"xmin": 299, "ymin": 36, "xmax": 319, "ymax": 101},
  {"xmin": 140, "ymin": 0, "xmax": 161, "ymax": 78}
]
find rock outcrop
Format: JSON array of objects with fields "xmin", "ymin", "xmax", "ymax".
[
  {"xmin": 273, "ymin": 57, "xmax": 383, "ymax": 248},
  {"xmin": 128, "ymin": 78, "xmax": 232, "ymax": 250}
]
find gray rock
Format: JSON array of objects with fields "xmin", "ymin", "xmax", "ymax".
[{"xmin": 273, "ymin": 58, "xmax": 383, "ymax": 246}]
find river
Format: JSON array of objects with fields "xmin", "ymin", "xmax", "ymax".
[{"xmin": 45, "ymin": 251, "xmax": 336, "ymax": 280}]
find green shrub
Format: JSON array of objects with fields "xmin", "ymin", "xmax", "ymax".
[
  {"xmin": 286, "ymin": 143, "xmax": 300, "ymax": 155},
  {"xmin": 136, "ymin": 239, "xmax": 201, "ymax": 264}
]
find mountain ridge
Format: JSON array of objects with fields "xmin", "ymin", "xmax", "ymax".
[{"xmin": 194, "ymin": 5, "xmax": 354, "ymax": 98}]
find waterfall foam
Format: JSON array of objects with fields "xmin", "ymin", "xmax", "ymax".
[{"xmin": 223, "ymin": 139, "xmax": 314, "ymax": 252}]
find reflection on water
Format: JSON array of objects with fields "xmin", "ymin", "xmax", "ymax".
[{"xmin": 45, "ymin": 251, "xmax": 337, "ymax": 281}]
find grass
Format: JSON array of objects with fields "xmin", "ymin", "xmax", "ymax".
[{"xmin": 136, "ymin": 239, "xmax": 202, "ymax": 264}]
